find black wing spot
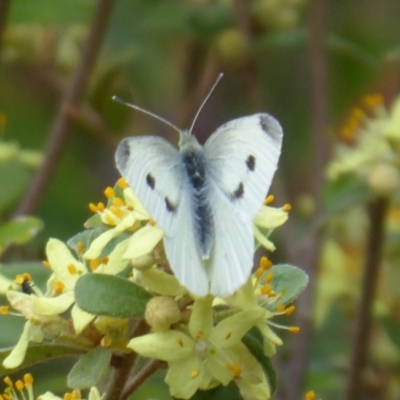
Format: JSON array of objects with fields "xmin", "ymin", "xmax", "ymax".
[
  {"xmin": 165, "ymin": 197, "xmax": 177, "ymax": 213},
  {"xmin": 246, "ymin": 155, "xmax": 256, "ymax": 171},
  {"xmin": 232, "ymin": 182, "xmax": 244, "ymax": 199},
  {"xmin": 146, "ymin": 173, "xmax": 155, "ymax": 190}
]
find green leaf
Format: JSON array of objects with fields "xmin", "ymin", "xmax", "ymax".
[
  {"xmin": 323, "ymin": 174, "xmax": 375, "ymax": 216},
  {"xmin": 0, "ymin": 216, "xmax": 43, "ymax": 249},
  {"xmin": 242, "ymin": 327, "xmax": 277, "ymax": 394},
  {"xmin": 0, "ymin": 160, "xmax": 31, "ymax": 213},
  {"xmin": 84, "ymin": 213, "xmax": 105, "ymax": 229},
  {"xmin": 0, "ymin": 344, "xmax": 86, "ymax": 377},
  {"xmin": 67, "ymin": 346, "xmax": 112, "ymax": 389},
  {"xmin": 75, "ymin": 274, "xmax": 152, "ymax": 318},
  {"xmin": 67, "ymin": 229, "xmax": 104, "ymax": 254},
  {"xmin": 269, "ymin": 264, "xmax": 309, "ymax": 307},
  {"xmin": 378, "ymin": 316, "xmax": 400, "ymax": 351}
]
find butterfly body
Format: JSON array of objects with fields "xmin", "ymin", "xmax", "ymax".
[{"xmin": 116, "ymin": 114, "xmax": 283, "ymax": 297}]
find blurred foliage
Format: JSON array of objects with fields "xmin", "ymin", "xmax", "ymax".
[{"xmin": 1, "ymin": 0, "xmax": 400, "ymax": 398}]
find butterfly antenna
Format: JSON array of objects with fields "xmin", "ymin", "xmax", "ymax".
[
  {"xmin": 112, "ymin": 96, "xmax": 181, "ymax": 135},
  {"xmin": 189, "ymin": 72, "xmax": 224, "ymax": 134}
]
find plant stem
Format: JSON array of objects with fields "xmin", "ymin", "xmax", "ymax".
[
  {"xmin": 287, "ymin": 0, "xmax": 330, "ymax": 398},
  {"xmin": 345, "ymin": 197, "xmax": 388, "ymax": 400},
  {"xmin": 120, "ymin": 359, "xmax": 165, "ymax": 400},
  {"xmin": 16, "ymin": 0, "xmax": 117, "ymax": 215},
  {"xmin": 0, "ymin": 0, "xmax": 11, "ymax": 56}
]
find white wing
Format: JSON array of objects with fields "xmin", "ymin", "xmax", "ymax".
[
  {"xmin": 115, "ymin": 136, "xmax": 184, "ymax": 236},
  {"xmin": 115, "ymin": 136, "xmax": 209, "ymax": 295},
  {"xmin": 204, "ymin": 114, "xmax": 283, "ymax": 296}
]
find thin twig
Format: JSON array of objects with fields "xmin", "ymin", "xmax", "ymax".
[
  {"xmin": 103, "ymin": 319, "xmax": 149, "ymax": 400},
  {"xmin": 345, "ymin": 198, "xmax": 388, "ymax": 400},
  {"xmin": 16, "ymin": 0, "xmax": 117, "ymax": 215},
  {"xmin": 120, "ymin": 359, "xmax": 165, "ymax": 400},
  {"xmin": 103, "ymin": 352, "xmax": 136, "ymax": 400},
  {"xmin": 287, "ymin": 0, "xmax": 330, "ymax": 398}
]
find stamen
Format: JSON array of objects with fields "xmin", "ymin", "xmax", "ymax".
[
  {"xmin": 101, "ymin": 257, "xmax": 109, "ymax": 265},
  {"xmin": 191, "ymin": 369, "xmax": 200, "ymax": 378},
  {"xmin": 265, "ymin": 194, "xmax": 275, "ymax": 204},
  {"xmin": 0, "ymin": 306, "xmax": 10, "ymax": 315},
  {"xmin": 77, "ymin": 242, "xmax": 85, "ymax": 253},
  {"xmin": 90, "ymin": 259, "xmax": 100, "ymax": 271},
  {"xmin": 285, "ymin": 305, "xmax": 296, "ymax": 315},
  {"xmin": 255, "ymin": 267, "xmax": 264, "ymax": 279},
  {"xmin": 196, "ymin": 331, "xmax": 204, "ymax": 340},
  {"xmin": 15, "ymin": 380, "xmax": 24, "ymax": 391},
  {"xmin": 110, "ymin": 205, "xmax": 125, "ymax": 219},
  {"xmin": 96, "ymin": 202, "xmax": 105, "ymax": 212},
  {"xmin": 23, "ymin": 374, "xmax": 33, "ymax": 388},
  {"xmin": 4, "ymin": 376, "xmax": 13, "ymax": 387},
  {"xmin": 177, "ymin": 337, "xmax": 184, "ymax": 347},
  {"xmin": 104, "ymin": 187, "xmax": 115, "ymax": 198},
  {"xmin": 149, "ymin": 218, "xmax": 156, "ymax": 226},
  {"xmin": 283, "ymin": 203, "xmax": 292, "ymax": 212},
  {"xmin": 104, "ymin": 215, "xmax": 116, "ymax": 225},
  {"xmin": 226, "ymin": 363, "xmax": 241, "ymax": 378},
  {"xmin": 289, "ymin": 326, "xmax": 300, "ymax": 333},
  {"xmin": 276, "ymin": 305, "xmax": 285, "ymax": 313},
  {"xmin": 305, "ymin": 390, "xmax": 316, "ymax": 400},
  {"xmin": 265, "ymin": 273, "xmax": 274, "ymax": 283},
  {"xmin": 53, "ymin": 279, "xmax": 65, "ymax": 294},
  {"xmin": 261, "ymin": 284, "xmax": 272, "ymax": 295},
  {"xmin": 71, "ymin": 389, "xmax": 81, "ymax": 400},
  {"xmin": 101, "ymin": 336, "xmax": 112, "ymax": 347},
  {"xmin": 88, "ymin": 203, "xmax": 98, "ymax": 213},
  {"xmin": 259, "ymin": 256, "xmax": 272, "ymax": 270},
  {"xmin": 42, "ymin": 260, "xmax": 51, "ymax": 269},
  {"xmin": 117, "ymin": 177, "xmax": 129, "ymax": 188},
  {"xmin": 67, "ymin": 264, "xmax": 77, "ymax": 275},
  {"xmin": 112, "ymin": 197, "xmax": 124, "ymax": 207},
  {"xmin": 225, "ymin": 332, "xmax": 232, "ymax": 340}
]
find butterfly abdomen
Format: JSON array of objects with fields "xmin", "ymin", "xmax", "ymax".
[{"xmin": 181, "ymin": 149, "xmax": 214, "ymax": 259}]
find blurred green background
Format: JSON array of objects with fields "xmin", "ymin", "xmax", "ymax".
[{"xmin": 1, "ymin": 0, "xmax": 400, "ymax": 399}]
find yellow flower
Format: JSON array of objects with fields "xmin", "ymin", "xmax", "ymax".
[{"xmin": 128, "ymin": 297, "xmax": 264, "ymax": 399}]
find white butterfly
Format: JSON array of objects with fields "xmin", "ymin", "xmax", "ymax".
[{"xmin": 114, "ymin": 80, "xmax": 283, "ymax": 297}]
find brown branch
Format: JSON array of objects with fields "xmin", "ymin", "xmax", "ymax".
[
  {"xmin": 287, "ymin": 0, "xmax": 330, "ymax": 398},
  {"xmin": 345, "ymin": 198, "xmax": 388, "ymax": 400},
  {"xmin": 0, "ymin": 0, "xmax": 11, "ymax": 56},
  {"xmin": 16, "ymin": 0, "xmax": 117, "ymax": 215},
  {"xmin": 120, "ymin": 359, "xmax": 165, "ymax": 400},
  {"xmin": 103, "ymin": 352, "xmax": 136, "ymax": 400}
]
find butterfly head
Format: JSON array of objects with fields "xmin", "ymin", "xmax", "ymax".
[{"xmin": 178, "ymin": 129, "xmax": 201, "ymax": 151}]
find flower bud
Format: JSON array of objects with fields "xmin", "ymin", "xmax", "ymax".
[{"xmin": 145, "ymin": 296, "xmax": 181, "ymax": 331}]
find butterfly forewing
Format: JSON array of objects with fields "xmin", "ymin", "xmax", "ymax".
[
  {"xmin": 115, "ymin": 136, "xmax": 184, "ymax": 237},
  {"xmin": 203, "ymin": 114, "xmax": 283, "ymax": 295}
]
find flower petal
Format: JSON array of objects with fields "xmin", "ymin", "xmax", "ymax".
[
  {"xmin": 128, "ymin": 331, "xmax": 194, "ymax": 361},
  {"xmin": 46, "ymin": 238, "xmax": 86, "ymax": 287},
  {"xmin": 254, "ymin": 206, "xmax": 288, "ymax": 229},
  {"xmin": 166, "ymin": 356, "xmax": 202, "ymax": 399},
  {"xmin": 123, "ymin": 225, "xmax": 163, "ymax": 259},
  {"xmin": 189, "ymin": 297, "xmax": 214, "ymax": 339},
  {"xmin": 253, "ymin": 227, "xmax": 276, "ymax": 251},
  {"xmin": 71, "ymin": 304, "xmax": 95, "ymax": 334},
  {"xmin": 209, "ymin": 309, "xmax": 264, "ymax": 348},
  {"xmin": 136, "ymin": 267, "xmax": 186, "ymax": 296},
  {"xmin": 3, "ymin": 321, "xmax": 43, "ymax": 368},
  {"xmin": 84, "ymin": 213, "xmax": 136, "ymax": 259},
  {"xmin": 33, "ymin": 293, "xmax": 74, "ymax": 315}
]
